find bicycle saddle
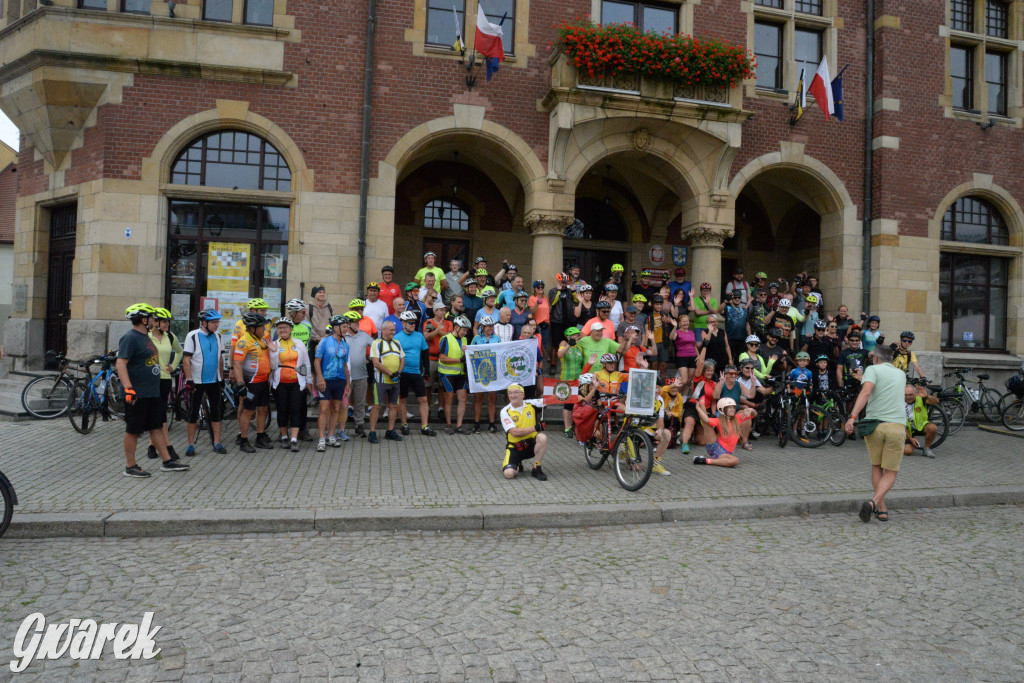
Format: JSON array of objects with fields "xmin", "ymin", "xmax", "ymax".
[{"xmin": 977, "ymin": 373, "xmax": 990, "ymax": 380}]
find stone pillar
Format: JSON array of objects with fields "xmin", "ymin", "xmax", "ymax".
[
  {"xmin": 526, "ymin": 214, "xmax": 573, "ymax": 284},
  {"xmin": 682, "ymin": 225, "xmax": 729, "ymax": 299}
]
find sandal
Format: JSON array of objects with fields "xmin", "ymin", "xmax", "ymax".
[
  {"xmin": 874, "ymin": 508, "xmax": 889, "ymax": 522},
  {"xmin": 741, "ymin": 443, "xmax": 754, "ymax": 451},
  {"xmin": 858, "ymin": 500, "xmax": 875, "ymax": 523}
]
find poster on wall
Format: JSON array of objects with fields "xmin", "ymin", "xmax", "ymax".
[
  {"xmin": 206, "ymin": 242, "xmax": 251, "ymax": 322},
  {"xmin": 262, "ymin": 287, "xmax": 282, "ymax": 313},
  {"xmin": 170, "ymin": 293, "xmax": 191, "ymax": 321},
  {"xmin": 264, "ymin": 253, "xmax": 283, "ymax": 279},
  {"xmin": 648, "ymin": 269, "xmax": 670, "ymax": 286}
]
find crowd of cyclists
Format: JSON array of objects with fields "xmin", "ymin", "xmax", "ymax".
[{"xmin": 111, "ymin": 252, "xmax": 947, "ymax": 480}]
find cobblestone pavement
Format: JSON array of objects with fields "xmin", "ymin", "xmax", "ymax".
[
  {"xmin": 1, "ymin": 415, "xmax": 1022, "ymax": 514},
  {"xmin": 1, "ymin": 505, "xmax": 1022, "ymax": 681}
]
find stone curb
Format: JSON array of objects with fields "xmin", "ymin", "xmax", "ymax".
[{"xmin": 6, "ymin": 486, "xmax": 1023, "ymax": 539}]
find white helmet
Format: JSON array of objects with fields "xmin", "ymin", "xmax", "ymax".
[
  {"xmin": 579, "ymin": 284, "xmax": 593, "ymax": 292},
  {"xmin": 478, "ymin": 315, "xmax": 495, "ymax": 326},
  {"xmin": 778, "ymin": 298, "xmax": 792, "ymax": 308},
  {"xmin": 578, "ymin": 373, "xmax": 596, "ymax": 385},
  {"xmin": 745, "ymin": 334, "xmax": 761, "ymax": 344},
  {"xmin": 399, "ymin": 310, "xmax": 418, "ymax": 322},
  {"xmin": 286, "ymin": 298, "xmax": 306, "ymax": 313},
  {"xmin": 717, "ymin": 397, "xmax": 737, "ymax": 411},
  {"xmin": 453, "ymin": 315, "xmax": 472, "ymax": 329}
]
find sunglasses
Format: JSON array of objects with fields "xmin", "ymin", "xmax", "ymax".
[
  {"xmin": 901, "ymin": 339, "xmax": 913, "ymax": 344},
  {"xmin": 747, "ymin": 342, "xmax": 760, "ymax": 346}
]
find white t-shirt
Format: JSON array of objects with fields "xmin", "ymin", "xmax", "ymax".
[
  {"xmin": 363, "ymin": 299, "xmax": 388, "ymax": 332},
  {"xmin": 738, "ymin": 375, "xmax": 762, "ymax": 394},
  {"xmin": 608, "ymin": 300, "xmax": 623, "ymax": 328}
]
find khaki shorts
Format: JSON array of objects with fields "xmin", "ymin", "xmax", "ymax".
[{"xmin": 864, "ymin": 422, "xmax": 905, "ymax": 472}]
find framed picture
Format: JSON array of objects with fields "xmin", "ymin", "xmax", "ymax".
[{"xmin": 624, "ymin": 369, "xmax": 658, "ymax": 416}]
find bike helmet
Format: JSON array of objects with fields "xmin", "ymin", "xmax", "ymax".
[
  {"xmin": 247, "ymin": 298, "xmax": 269, "ymax": 310},
  {"xmin": 600, "ymin": 353, "xmax": 617, "ymax": 364},
  {"xmin": 366, "ymin": 282, "xmax": 380, "ymax": 291},
  {"xmin": 453, "ymin": 315, "xmax": 472, "ymax": 329},
  {"xmin": 564, "ymin": 326, "xmax": 581, "ymax": 336},
  {"xmin": 768, "ymin": 328, "xmax": 784, "ymax": 339},
  {"xmin": 399, "ymin": 310, "xmax": 418, "ymax": 322},
  {"xmin": 651, "ymin": 295, "xmax": 664, "ymax": 304},
  {"xmin": 632, "ymin": 294, "xmax": 647, "ymax": 303},
  {"xmin": 433, "ymin": 300, "xmax": 447, "ymax": 310},
  {"xmin": 476, "ymin": 269, "xmax": 489, "ymax": 277},
  {"xmin": 595, "ymin": 300, "xmax": 611, "ymax": 310},
  {"xmin": 481, "ymin": 287, "xmax": 497, "ymax": 298},
  {"xmin": 329, "ymin": 314, "xmax": 349, "ymax": 327},
  {"xmin": 625, "ymin": 325, "xmax": 640, "ymax": 333},
  {"xmin": 700, "ymin": 282, "xmax": 712, "ymax": 290},
  {"xmin": 768, "ymin": 282, "xmax": 779, "ymax": 291},
  {"xmin": 286, "ymin": 298, "xmax": 306, "ymax": 313},
  {"xmin": 814, "ymin": 320, "xmax": 827, "ymax": 330},
  {"xmin": 611, "ymin": 264, "xmax": 624, "ymax": 273},
  {"xmin": 605, "ymin": 284, "xmax": 618, "ymax": 292},
  {"xmin": 805, "ymin": 294, "xmax": 819, "ymax": 304},
  {"xmin": 153, "ymin": 307, "xmax": 173, "ymax": 321},
  {"xmin": 815, "ymin": 354, "xmax": 830, "ymax": 363},
  {"xmin": 578, "ymin": 373, "xmax": 596, "ymax": 385},
  {"xmin": 868, "ymin": 315, "xmax": 881, "ymax": 323},
  {"xmin": 533, "ymin": 280, "xmax": 545, "ymax": 288},
  {"xmin": 243, "ymin": 312, "xmax": 269, "ymax": 329},
  {"xmin": 555, "ymin": 272, "xmax": 569, "ymax": 284},
  {"xmin": 579, "ymin": 284, "xmax": 593, "ymax": 292},
  {"xmin": 349, "ymin": 298, "xmax": 365, "ymax": 309},
  {"xmin": 479, "ymin": 315, "xmax": 496, "ymax": 327},
  {"xmin": 717, "ymin": 397, "xmax": 737, "ymax": 411},
  {"xmin": 474, "ymin": 256, "xmax": 487, "ymax": 265},
  {"xmin": 125, "ymin": 303, "xmax": 156, "ymax": 321},
  {"xmin": 640, "ymin": 269, "xmax": 652, "ymax": 277},
  {"xmin": 901, "ymin": 331, "xmax": 915, "ymax": 340},
  {"xmin": 198, "ymin": 308, "xmax": 222, "ymax": 321},
  {"xmin": 745, "ymin": 334, "xmax": 761, "ymax": 344},
  {"xmin": 513, "ymin": 291, "xmax": 529, "ymax": 301},
  {"xmin": 506, "ymin": 264, "xmax": 517, "ymax": 271},
  {"xmin": 755, "ymin": 271, "xmax": 767, "ymax": 279},
  {"xmin": 796, "ymin": 351, "xmax": 810, "ymax": 360},
  {"xmin": 674, "ymin": 267, "xmax": 686, "ymax": 276},
  {"xmin": 778, "ymin": 298, "xmax": 792, "ymax": 308},
  {"xmin": 275, "ymin": 317, "xmax": 294, "ymax": 327},
  {"xmin": 423, "ymin": 251, "xmax": 437, "ymax": 259},
  {"xmin": 343, "ymin": 311, "xmax": 362, "ymax": 323},
  {"xmin": 381, "ymin": 265, "xmax": 394, "ymax": 273},
  {"xmin": 404, "ymin": 282, "xmax": 419, "ymax": 292}
]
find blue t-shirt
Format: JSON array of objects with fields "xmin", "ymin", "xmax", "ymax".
[
  {"xmin": 315, "ymin": 335, "xmax": 349, "ymax": 380},
  {"xmin": 719, "ymin": 380, "xmax": 743, "ymax": 404},
  {"xmin": 510, "ymin": 308, "xmax": 531, "ymax": 339},
  {"xmin": 800, "ymin": 310, "xmax": 820, "ymax": 338},
  {"xmin": 394, "ymin": 330, "xmax": 428, "ymax": 374},
  {"xmin": 471, "ymin": 334, "xmax": 501, "ymax": 345},
  {"xmin": 475, "ymin": 307, "xmax": 498, "ymax": 324},
  {"xmin": 724, "ymin": 304, "xmax": 748, "ymax": 340},
  {"xmin": 788, "ymin": 367, "xmax": 812, "ymax": 390},
  {"xmin": 496, "ymin": 289, "xmax": 522, "ymax": 310},
  {"xmin": 668, "ymin": 281, "xmax": 691, "ymax": 306}
]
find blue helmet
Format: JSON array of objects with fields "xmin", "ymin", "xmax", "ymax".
[{"xmin": 198, "ymin": 309, "xmax": 222, "ymax": 321}]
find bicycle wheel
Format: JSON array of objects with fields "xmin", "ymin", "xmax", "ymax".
[
  {"xmin": 583, "ymin": 438, "xmax": 608, "ymax": 470},
  {"xmin": 105, "ymin": 374, "xmax": 126, "ymax": 418},
  {"xmin": 1001, "ymin": 399, "xmax": 1024, "ymax": 431},
  {"xmin": 940, "ymin": 399, "xmax": 966, "ymax": 434},
  {"xmin": 165, "ymin": 393, "xmax": 176, "ymax": 431},
  {"xmin": 0, "ymin": 477, "xmax": 13, "ymax": 539},
  {"xmin": 20, "ymin": 375, "xmax": 74, "ymax": 419},
  {"xmin": 979, "ymin": 390, "xmax": 1002, "ymax": 423},
  {"xmin": 776, "ymin": 407, "xmax": 789, "ymax": 448},
  {"xmin": 789, "ymin": 403, "xmax": 830, "ymax": 449},
  {"xmin": 828, "ymin": 410, "xmax": 847, "ymax": 446},
  {"xmin": 68, "ymin": 387, "xmax": 98, "ymax": 435},
  {"xmin": 997, "ymin": 391, "xmax": 1017, "ymax": 415},
  {"xmin": 612, "ymin": 428, "xmax": 654, "ymax": 491},
  {"xmin": 200, "ymin": 396, "xmax": 217, "ymax": 446},
  {"xmin": 927, "ymin": 405, "xmax": 950, "ymax": 449}
]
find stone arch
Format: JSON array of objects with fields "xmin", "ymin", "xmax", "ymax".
[
  {"xmin": 141, "ymin": 101, "xmax": 311, "ymax": 192},
  {"xmin": 929, "ymin": 179, "xmax": 1024, "ymax": 247},
  {"xmin": 728, "ymin": 150, "xmax": 854, "ymax": 215}
]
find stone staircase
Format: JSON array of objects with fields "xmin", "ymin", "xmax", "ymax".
[{"xmin": 0, "ymin": 370, "xmax": 53, "ymax": 421}]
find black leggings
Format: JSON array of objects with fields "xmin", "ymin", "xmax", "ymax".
[
  {"xmin": 275, "ymin": 381, "xmax": 306, "ymax": 430},
  {"xmin": 187, "ymin": 383, "xmax": 223, "ymax": 423}
]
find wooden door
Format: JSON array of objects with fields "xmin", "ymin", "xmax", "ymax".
[{"xmin": 45, "ymin": 204, "xmax": 77, "ymax": 355}]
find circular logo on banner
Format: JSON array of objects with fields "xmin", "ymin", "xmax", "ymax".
[
  {"xmin": 553, "ymin": 381, "xmax": 572, "ymax": 402},
  {"xmin": 649, "ymin": 244, "xmax": 665, "ymax": 265},
  {"xmin": 500, "ymin": 347, "xmax": 533, "ymax": 384}
]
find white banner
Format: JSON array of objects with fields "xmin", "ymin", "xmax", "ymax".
[{"xmin": 465, "ymin": 339, "xmax": 538, "ymax": 393}]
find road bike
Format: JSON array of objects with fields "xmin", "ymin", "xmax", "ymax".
[
  {"xmin": 19, "ymin": 352, "xmax": 82, "ymax": 419},
  {"xmin": 0, "ymin": 467, "xmax": 15, "ymax": 539},
  {"xmin": 67, "ymin": 353, "xmax": 122, "ymax": 434},
  {"xmin": 581, "ymin": 393, "xmax": 655, "ymax": 491}
]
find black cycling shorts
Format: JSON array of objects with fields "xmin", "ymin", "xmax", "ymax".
[
  {"xmin": 243, "ymin": 380, "xmax": 270, "ymax": 410},
  {"xmin": 502, "ymin": 438, "xmax": 537, "ymax": 472},
  {"xmin": 187, "ymin": 382, "xmax": 223, "ymax": 423},
  {"xmin": 440, "ymin": 374, "xmax": 467, "ymax": 392},
  {"xmin": 400, "ymin": 373, "xmax": 427, "ymax": 399}
]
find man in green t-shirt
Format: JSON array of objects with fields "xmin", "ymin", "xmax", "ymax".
[
  {"xmin": 689, "ymin": 282, "xmax": 719, "ymax": 332},
  {"xmin": 576, "ymin": 324, "xmax": 626, "ymax": 374},
  {"xmin": 414, "ymin": 251, "xmax": 445, "ymax": 291}
]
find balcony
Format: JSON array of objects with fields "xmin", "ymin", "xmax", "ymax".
[{"xmin": 0, "ymin": 5, "xmax": 296, "ymax": 170}]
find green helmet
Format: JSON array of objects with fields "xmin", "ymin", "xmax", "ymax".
[
  {"xmin": 343, "ymin": 311, "xmax": 363, "ymax": 323},
  {"xmin": 564, "ymin": 326, "xmax": 581, "ymax": 337},
  {"xmin": 247, "ymin": 298, "xmax": 269, "ymax": 310},
  {"xmin": 796, "ymin": 351, "xmax": 810, "ymax": 360},
  {"xmin": 125, "ymin": 303, "xmax": 156, "ymax": 321},
  {"xmin": 611, "ymin": 264, "xmax": 624, "ymax": 273},
  {"xmin": 153, "ymin": 307, "xmax": 173, "ymax": 321}
]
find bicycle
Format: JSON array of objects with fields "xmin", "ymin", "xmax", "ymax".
[
  {"xmin": 940, "ymin": 369, "xmax": 1009, "ymax": 428},
  {"xmin": 581, "ymin": 393, "xmax": 655, "ymax": 491},
  {"xmin": 788, "ymin": 386, "xmax": 833, "ymax": 449},
  {"xmin": 907, "ymin": 378, "xmax": 951, "ymax": 449},
  {"xmin": 19, "ymin": 352, "xmax": 82, "ymax": 419},
  {"xmin": 67, "ymin": 353, "xmax": 121, "ymax": 434},
  {"xmin": 0, "ymin": 467, "xmax": 16, "ymax": 539},
  {"xmin": 758, "ymin": 378, "xmax": 795, "ymax": 448},
  {"xmin": 815, "ymin": 388, "xmax": 852, "ymax": 447},
  {"xmin": 1000, "ymin": 373, "xmax": 1024, "ymax": 431}
]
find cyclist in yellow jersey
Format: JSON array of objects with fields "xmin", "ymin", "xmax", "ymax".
[
  {"xmin": 230, "ymin": 298, "xmax": 271, "ymax": 381},
  {"xmin": 501, "ymin": 383, "xmax": 548, "ymax": 480},
  {"xmin": 232, "ymin": 312, "xmax": 274, "ymax": 452}
]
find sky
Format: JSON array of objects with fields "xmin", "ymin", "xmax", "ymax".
[{"xmin": 0, "ymin": 109, "xmax": 19, "ymax": 151}]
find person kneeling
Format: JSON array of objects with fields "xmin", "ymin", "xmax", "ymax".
[
  {"xmin": 693, "ymin": 398, "xmax": 754, "ymax": 468},
  {"xmin": 903, "ymin": 384, "xmax": 940, "ymax": 458},
  {"xmin": 501, "ymin": 383, "xmax": 548, "ymax": 481}
]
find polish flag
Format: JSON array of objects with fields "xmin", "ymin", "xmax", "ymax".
[
  {"xmin": 474, "ymin": 4, "xmax": 505, "ymax": 62},
  {"xmin": 807, "ymin": 56, "xmax": 835, "ymax": 120}
]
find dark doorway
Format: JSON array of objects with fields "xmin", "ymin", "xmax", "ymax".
[
  {"xmin": 45, "ymin": 203, "xmax": 77, "ymax": 355},
  {"xmin": 422, "ymin": 238, "xmax": 470, "ymax": 274},
  {"xmin": 563, "ymin": 248, "xmax": 628, "ymax": 288}
]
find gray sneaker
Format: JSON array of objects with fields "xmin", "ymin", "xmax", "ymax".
[
  {"xmin": 160, "ymin": 460, "xmax": 190, "ymax": 472},
  {"xmin": 922, "ymin": 447, "xmax": 936, "ymax": 458},
  {"xmin": 327, "ymin": 436, "xmax": 340, "ymax": 448},
  {"xmin": 316, "ymin": 438, "xmax": 326, "ymax": 453},
  {"xmin": 336, "ymin": 429, "xmax": 351, "ymax": 442}
]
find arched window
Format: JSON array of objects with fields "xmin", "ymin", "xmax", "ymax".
[
  {"xmin": 939, "ymin": 196, "xmax": 1011, "ymax": 350},
  {"xmin": 171, "ymin": 130, "xmax": 291, "ymax": 192},
  {"xmin": 423, "ymin": 198, "xmax": 470, "ymax": 230}
]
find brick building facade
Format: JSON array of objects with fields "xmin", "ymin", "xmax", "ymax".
[{"xmin": 0, "ymin": 0, "xmax": 1020, "ymax": 376}]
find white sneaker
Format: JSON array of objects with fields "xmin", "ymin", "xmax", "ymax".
[
  {"xmin": 316, "ymin": 438, "xmax": 326, "ymax": 452},
  {"xmin": 327, "ymin": 436, "xmax": 340, "ymax": 448}
]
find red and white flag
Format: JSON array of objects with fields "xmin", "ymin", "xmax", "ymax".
[
  {"xmin": 474, "ymin": 4, "xmax": 505, "ymax": 62},
  {"xmin": 807, "ymin": 56, "xmax": 835, "ymax": 120},
  {"xmin": 542, "ymin": 377, "xmax": 579, "ymax": 405}
]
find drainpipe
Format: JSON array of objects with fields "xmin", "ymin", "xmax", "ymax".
[
  {"xmin": 356, "ymin": 0, "xmax": 378, "ymax": 292},
  {"xmin": 862, "ymin": 0, "xmax": 875, "ymax": 316}
]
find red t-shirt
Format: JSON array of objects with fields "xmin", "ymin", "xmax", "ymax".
[
  {"xmin": 623, "ymin": 345, "xmax": 648, "ymax": 372},
  {"xmin": 707, "ymin": 413, "xmax": 752, "ymax": 453},
  {"xmin": 378, "ymin": 281, "xmax": 403, "ymax": 314},
  {"xmin": 424, "ymin": 318, "xmax": 454, "ymax": 359},
  {"xmin": 529, "ymin": 295, "xmax": 550, "ymax": 325},
  {"xmin": 689, "ymin": 378, "xmax": 717, "ymax": 411}
]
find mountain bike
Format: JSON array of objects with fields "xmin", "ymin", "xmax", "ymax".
[
  {"xmin": 815, "ymin": 389, "xmax": 852, "ymax": 446},
  {"xmin": 907, "ymin": 378, "xmax": 951, "ymax": 449},
  {"xmin": 581, "ymin": 393, "xmax": 655, "ymax": 491},
  {"xmin": 19, "ymin": 352, "xmax": 82, "ymax": 419},
  {"xmin": 788, "ymin": 387, "xmax": 833, "ymax": 448},
  {"xmin": 758, "ymin": 378, "xmax": 794, "ymax": 448},
  {"xmin": 0, "ymin": 468, "xmax": 16, "ymax": 539},
  {"xmin": 67, "ymin": 353, "xmax": 121, "ymax": 434}
]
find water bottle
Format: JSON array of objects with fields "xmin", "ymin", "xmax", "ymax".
[
  {"xmin": 968, "ymin": 388, "xmax": 979, "ymax": 402},
  {"xmin": 97, "ymin": 377, "xmax": 108, "ymax": 394}
]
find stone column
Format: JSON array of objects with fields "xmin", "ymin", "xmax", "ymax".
[
  {"xmin": 526, "ymin": 214, "xmax": 573, "ymax": 284},
  {"xmin": 682, "ymin": 225, "xmax": 729, "ymax": 299}
]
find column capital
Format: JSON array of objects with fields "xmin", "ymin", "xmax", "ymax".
[
  {"xmin": 525, "ymin": 213, "xmax": 574, "ymax": 237},
  {"xmin": 682, "ymin": 224, "xmax": 732, "ymax": 247}
]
